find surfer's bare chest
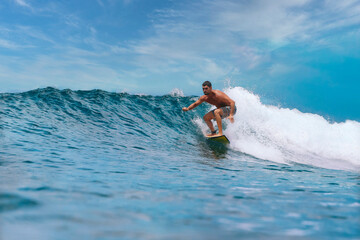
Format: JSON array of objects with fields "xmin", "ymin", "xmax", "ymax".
[{"xmin": 204, "ymin": 95, "xmax": 227, "ymax": 108}]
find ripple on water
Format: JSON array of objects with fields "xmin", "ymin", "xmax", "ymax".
[
  {"xmin": 18, "ymin": 186, "xmax": 60, "ymax": 192},
  {"xmin": 0, "ymin": 193, "xmax": 38, "ymax": 212},
  {"xmin": 285, "ymin": 228, "xmax": 308, "ymax": 237}
]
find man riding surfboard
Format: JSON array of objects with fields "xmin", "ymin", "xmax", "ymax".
[{"xmin": 182, "ymin": 81, "xmax": 236, "ymax": 137}]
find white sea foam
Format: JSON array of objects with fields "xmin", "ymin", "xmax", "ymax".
[
  {"xmin": 198, "ymin": 86, "xmax": 360, "ymax": 171},
  {"xmin": 169, "ymin": 88, "xmax": 184, "ymax": 97}
]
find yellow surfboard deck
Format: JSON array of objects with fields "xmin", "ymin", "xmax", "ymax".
[{"xmin": 206, "ymin": 135, "xmax": 230, "ymax": 144}]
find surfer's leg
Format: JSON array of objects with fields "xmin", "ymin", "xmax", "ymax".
[
  {"xmin": 213, "ymin": 108, "xmax": 224, "ymax": 136},
  {"xmin": 203, "ymin": 112, "xmax": 216, "ymax": 135}
]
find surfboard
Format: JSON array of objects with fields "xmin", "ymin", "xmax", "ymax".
[{"xmin": 206, "ymin": 135, "xmax": 230, "ymax": 144}]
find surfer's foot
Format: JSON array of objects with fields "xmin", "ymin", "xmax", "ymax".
[
  {"xmin": 206, "ymin": 131, "xmax": 223, "ymax": 137},
  {"xmin": 211, "ymin": 133, "xmax": 223, "ymax": 137},
  {"xmin": 206, "ymin": 130, "xmax": 217, "ymax": 137}
]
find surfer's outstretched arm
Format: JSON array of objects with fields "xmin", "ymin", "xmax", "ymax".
[{"xmin": 182, "ymin": 97, "xmax": 205, "ymax": 111}]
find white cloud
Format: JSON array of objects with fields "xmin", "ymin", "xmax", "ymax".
[
  {"xmin": 0, "ymin": 38, "xmax": 21, "ymax": 49},
  {"xmin": 119, "ymin": 0, "xmax": 360, "ymax": 82},
  {"xmin": 2, "ymin": 0, "xmax": 360, "ymax": 93},
  {"xmin": 0, "ymin": 52, "xmax": 138, "ymax": 92},
  {"xmin": 210, "ymin": 0, "xmax": 359, "ymax": 41},
  {"xmin": 16, "ymin": 25, "xmax": 55, "ymax": 44},
  {"xmin": 97, "ymin": 0, "xmax": 104, "ymax": 7},
  {"xmin": 0, "ymin": 25, "xmax": 55, "ymax": 50},
  {"xmin": 14, "ymin": 0, "xmax": 31, "ymax": 8},
  {"xmin": 209, "ymin": 0, "xmax": 310, "ymax": 41},
  {"xmin": 268, "ymin": 64, "xmax": 296, "ymax": 76},
  {"xmin": 232, "ymin": 46, "xmax": 262, "ymax": 69},
  {"xmin": 123, "ymin": 0, "xmax": 132, "ymax": 5}
]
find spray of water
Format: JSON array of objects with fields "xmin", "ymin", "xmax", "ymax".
[{"xmin": 196, "ymin": 86, "xmax": 360, "ymax": 171}]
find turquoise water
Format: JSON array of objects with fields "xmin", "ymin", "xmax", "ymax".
[{"xmin": 1, "ymin": 87, "xmax": 359, "ymax": 239}]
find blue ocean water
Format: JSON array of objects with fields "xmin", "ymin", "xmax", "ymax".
[{"xmin": 0, "ymin": 87, "xmax": 359, "ymax": 239}]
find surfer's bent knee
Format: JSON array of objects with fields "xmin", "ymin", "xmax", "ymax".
[
  {"xmin": 214, "ymin": 109, "xmax": 222, "ymax": 116},
  {"xmin": 203, "ymin": 113, "xmax": 211, "ymax": 121}
]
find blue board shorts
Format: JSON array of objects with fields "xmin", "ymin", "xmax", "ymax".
[{"xmin": 211, "ymin": 106, "xmax": 237, "ymax": 119}]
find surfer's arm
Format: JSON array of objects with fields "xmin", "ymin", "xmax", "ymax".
[
  {"xmin": 182, "ymin": 97, "xmax": 204, "ymax": 111},
  {"xmin": 229, "ymin": 100, "xmax": 235, "ymax": 117},
  {"xmin": 227, "ymin": 100, "xmax": 235, "ymax": 123},
  {"xmin": 219, "ymin": 92, "xmax": 235, "ymax": 117}
]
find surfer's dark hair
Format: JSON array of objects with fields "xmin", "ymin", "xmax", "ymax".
[{"xmin": 202, "ymin": 81, "xmax": 212, "ymax": 87}]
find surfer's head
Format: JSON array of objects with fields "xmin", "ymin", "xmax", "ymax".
[{"xmin": 202, "ymin": 81, "xmax": 212, "ymax": 95}]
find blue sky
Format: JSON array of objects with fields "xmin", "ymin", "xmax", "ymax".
[{"xmin": 0, "ymin": 0, "xmax": 359, "ymax": 120}]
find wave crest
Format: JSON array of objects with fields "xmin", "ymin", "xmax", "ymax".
[{"xmin": 224, "ymin": 87, "xmax": 360, "ymax": 171}]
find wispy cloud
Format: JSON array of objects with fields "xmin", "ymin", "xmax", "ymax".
[
  {"xmin": 0, "ymin": 38, "xmax": 22, "ymax": 49},
  {"xmin": 0, "ymin": 25, "xmax": 55, "ymax": 50},
  {"xmin": 119, "ymin": 0, "xmax": 360, "ymax": 80},
  {"xmin": 13, "ymin": 0, "xmax": 31, "ymax": 8},
  {"xmin": 0, "ymin": 52, "xmax": 138, "ymax": 93},
  {"xmin": 16, "ymin": 25, "xmax": 55, "ymax": 44},
  {"xmin": 208, "ymin": 0, "xmax": 360, "ymax": 41},
  {"xmin": 207, "ymin": 0, "xmax": 310, "ymax": 41},
  {"xmin": 123, "ymin": 0, "xmax": 133, "ymax": 5},
  {"xmin": 1, "ymin": 0, "xmax": 359, "ymax": 94},
  {"xmin": 96, "ymin": 0, "xmax": 105, "ymax": 7}
]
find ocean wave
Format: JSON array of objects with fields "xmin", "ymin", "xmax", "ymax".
[{"xmin": 1, "ymin": 87, "xmax": 359, "ymax": 171}]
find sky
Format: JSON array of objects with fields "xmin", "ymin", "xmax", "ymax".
[{"xmin": 0, "ymin": 0, "xmax": 359, "ymax": 120}]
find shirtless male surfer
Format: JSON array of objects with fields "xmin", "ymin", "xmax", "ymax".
[{"xmin": 182, "ymin": 81, "xmax": 236, "ymax": 137}]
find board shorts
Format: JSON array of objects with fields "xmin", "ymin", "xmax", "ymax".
[{"xmin": 211, "ymin": 106, "xmax": 237, "ymax": 119}]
